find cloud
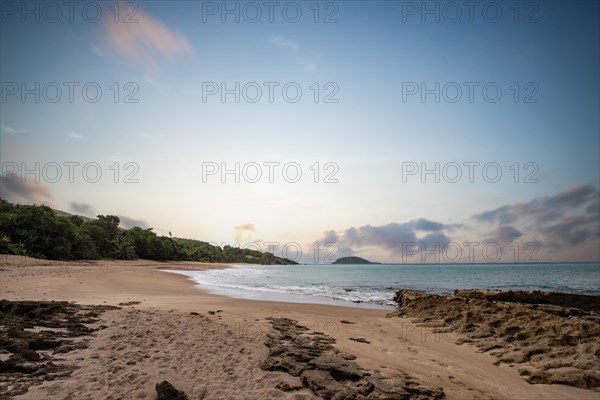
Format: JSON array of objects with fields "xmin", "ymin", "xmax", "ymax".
[
  {"xmin": 69, "ymin": 132, "xmax": 84, "ymax": 139},
  {"xmin": 546, "ymin": 185, "xmax": 596, "ymax": 208},
  {"xmin": 1, "ymin": 123, "xmax": 16, "ymax": 135},
  {"xmin": 1, "ymin": 123, "xmax": 26, "ymax": 135},
  {"xmin": 269, "ymin": 35, "xmax": 299, "ymax": 49},
  {"xmin": 234, "ymin": 223, "xmax": 256, "ymax": 241},
  {"xmin": 540, "ymin": 216, "xmax": 599, "ymax": 247},
  {"xmin": 143, "ymin": 75, "xmax": 174, "ymax": 95},
  {"xmin": 473, "ymin": 185, "xmax": 597, "ymax": 224},
  {"xmin": 305, "ymin": 63, "xmax": 317, "ymax": 72},
  {"xmin": 317, "ymin": 219, "xmax": 454, "ymax": 261},
  {"xmin": 269, "ymin": 35, "xmax": 320, "ymax": 72},
  {"xmin": 118, "ymin": 215, "xmax": 149, "ymax": 229},
  {"xmin": 314, "ymin": 185, "xmax": 599, "ymax": 263},
  {"xmin": 586, "ymin": 197, "xmax": 600, "ymax": 215},
  {"xmin": 320, "ymin": 229, "xmax": 339, "ymax": 244},
  {"xmin": 413, "ymin": 218, "xmax": 446, "ymax": 232},
  {"xmin": 0, "ymin": 174, "xmax": 53, "ymax": 205},
  {"xmin": 67, "ymin": 31, "xmax": 81, "ymax": 42},
  {"xmin": 92, "ymin": 46, "xmax": 105, "ymax": 57},
  {"xmin": 473, "ymin": 185, "xmax": 599, "ymax": 253},
  {"xmin": 103, "ymin": 9, "xmax": 193, "ymax": 69},
  {"xmin": 485, "ymin": 225, "xmax": 523, "ymax": 244},
  {"xmin": 70, "ymin": 202, "xmax": 94, "ymax": 216}
]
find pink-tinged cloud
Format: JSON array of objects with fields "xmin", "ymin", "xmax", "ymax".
[
  {"xmin": 234, "ymin": 223, "xmax": 256, "ymax": 241},
  {"xmin": 104, "ymin": 10, "xmax": 193, "ymax": 69},
  {"xmin": 0, "ymin": 174, "xmax": 53, "ymax": 206}
]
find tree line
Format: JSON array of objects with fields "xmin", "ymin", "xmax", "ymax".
[{"xmin": 0, "ymin": 199, "xmax": 296, "ymax": 264}]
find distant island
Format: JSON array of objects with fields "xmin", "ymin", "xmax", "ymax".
[{"xmin": 332, "ymin": 256, "xmax": 380, "ymax": 264}]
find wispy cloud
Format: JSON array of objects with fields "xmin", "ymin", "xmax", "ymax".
[
  {"xmin": 67, "ymin": 31, "xmax": 81, "ymax": 42},
  {"xmin": 69, "ymin": 132, "xmax": 84, "ymax": 140},
  {"xmin": 269, "ymin": 35, "xmax": 299, "ymax": 49},
  {"xmin": 269, "ymin": 35, "xmax": 320, "ymax": 72},
  {"xmin": 1, "ymin": 123, "xmax": 26, "ymax": 135},
  {"xmin": 305, "ymin": 62, "xmax": 317, "ymax": 72},
  {"xmin": 143, "ymin": 75, "xmax": 174, "ymax": 95},
  {"xmin": 92, "ymin": 46, "xmax": 105, "ymax": 57},
  {"xmin": 473, "ymin": 185, "xmax": 597, "ymax": 224},
  {"xmin": 103, "ymin": 9, "xmax": 194, "ymax": 69}
]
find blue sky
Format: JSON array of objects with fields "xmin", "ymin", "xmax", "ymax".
[{"xmin": 1, "ymin": 1, "xmax": 599, "ymax": 263}]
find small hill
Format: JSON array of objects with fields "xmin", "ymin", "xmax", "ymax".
[
  {"xmin": 332, "ymin": 256, "xmax": 379, "ymax": 264},
  {"xmin": 0, "ymin": 199, "xmax": 297, "ymax": 265}
]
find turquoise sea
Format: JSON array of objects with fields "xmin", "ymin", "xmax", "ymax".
[{"xmin": 168, "ymin": 263, "xmax": 600, "ymax": 309}]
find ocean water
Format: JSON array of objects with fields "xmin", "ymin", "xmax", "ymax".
[{"xmin": 167, "ymin": 263, "xmax": 600, "ymax": 309}]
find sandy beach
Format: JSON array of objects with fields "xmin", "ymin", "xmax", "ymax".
[{"xmin": 0, "ymin": 256, "xmax": 597, "ymax": 400}]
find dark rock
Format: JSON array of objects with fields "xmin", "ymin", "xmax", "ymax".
[
  {"xmin": 118, "ymin": 301, "xmax": 141, "ymax": 306},
  {"xmin": 53, "ymin": 341, "xmax": 88, "ymax": 354},
  {"xmin": 301, "ymin": 369, "xmax": 345, "ymax": 399},
  {"xmin": 349, "ymin": 337, "xmax": 370, "ymax": 344},
  {"xmin": 308, "ymin": 354, "xmax": 367, "ymax": 381},
  {"xmin": 275, "ymin": 381, "xmax": 303, "ymax": 392},
  {"xmin": 0, "ymin": 300, "xmax": 115, "ymax": 398},
  {"xmin": 156, "ymin": 380, "xmax": 189, "ymax": 400}
]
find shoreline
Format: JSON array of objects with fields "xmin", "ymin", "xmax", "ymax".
[
  {"xmin": 164, "ymin": 262, "xmax": 600, "ymax": 309},
  {"xmin": 1, "ymin": 255, "xmax": 597, "ymax": 399},
  {"xmin": 162, "ymin": 268, "xmax": 396, "ymax": 310}
]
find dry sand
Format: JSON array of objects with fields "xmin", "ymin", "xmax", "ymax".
[{"xmin": 0, "ymin": 255, "xmax": 597, "ymax": 399}]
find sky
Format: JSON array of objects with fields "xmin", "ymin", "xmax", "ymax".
[{"xmin": 1, "ymin": 0, "xmax": 599, "ymax": 263}]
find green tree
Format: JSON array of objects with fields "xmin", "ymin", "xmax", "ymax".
[
  {"xmin": 0, "ymin": 234, "xmax": 27, "ymax": 255},
  {"xmin": 112, "ymin": 232, "xmax": 136, "ymax": 259}
]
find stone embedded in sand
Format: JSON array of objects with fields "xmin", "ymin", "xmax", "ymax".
[
  {"xmin": 156, "ymin": 380, "xmax": 189, "ymax": 400},
  {"xmin": 349, "ymin": 337, "xmax": 371, "ymax": 344},
  {"xmin": 118, "ymin": 301, "xmax": 141, "ymax": 306},
  {"xmin": 275, "ymin": 381, "xmax": 304, "ymax": 392}
]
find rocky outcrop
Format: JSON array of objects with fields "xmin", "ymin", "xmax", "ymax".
[
  {"xmin": 454, "ymin": 289, "xmax": 600, "ymax": 312},
  {"xmin": 392, "ymin": 289, "xmax": 600, "ymax": 390},
  {"xmin": 261, "ymin": 317, "xmax": 444, "ymax": 399},
  {"xmin": 0, "ymin": 300, "xmax": 117, "ymax": 397}
]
